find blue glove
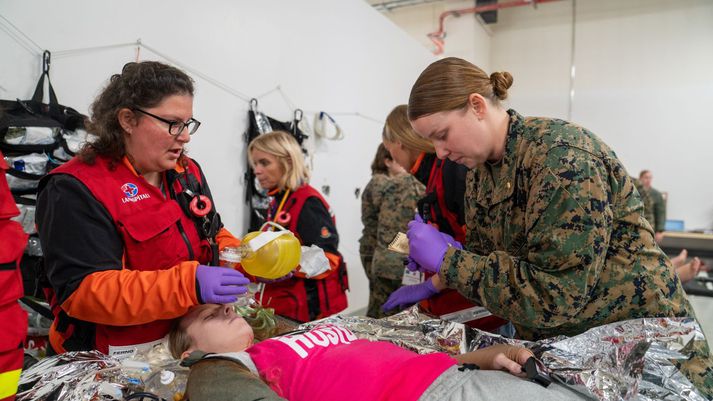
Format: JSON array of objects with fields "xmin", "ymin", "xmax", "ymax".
[
  {"xmin": 195, "ymin": 265, "xmax": 251, "ymax": 304},
  {"xmin": 382, "ymin": 280, "xmax": 439, "ymax": 312},
  {"xmin": 407, "ymin": 214, "xmax": 458, "ymax": 273}
]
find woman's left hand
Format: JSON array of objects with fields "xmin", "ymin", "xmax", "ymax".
[{"xmin": 382, "ymin": 279, "xmax": 439, "ymax": 312}]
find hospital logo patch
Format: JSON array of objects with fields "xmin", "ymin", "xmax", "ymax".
[
  {"xmin": 120, "ymin": 182, "xmax": 151, "ymax": 204},
  {"xmin": 121, "ymin": 183, "xmax": 139, "ymax": 198}
]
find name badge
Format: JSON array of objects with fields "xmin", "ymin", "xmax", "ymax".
[{"xmin": 401, "ymin": 268, "xmax": 424, "ymax": 285}]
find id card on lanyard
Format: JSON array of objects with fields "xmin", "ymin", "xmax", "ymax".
[{"xmin": 401, "ymin": 268, "xmax": 424, "ymax": 285}]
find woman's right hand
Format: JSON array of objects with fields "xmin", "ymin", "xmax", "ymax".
[
  {"xmin": 455, "ymin": 344, "xmax": 534, "ymax": 376},
  {"xmin": 195, "ymin": 265, "xmax": 251, "ymax": 304}
]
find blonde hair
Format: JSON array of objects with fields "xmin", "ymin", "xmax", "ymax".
[
  {"xmin": 383, "ymin": 105, "xmax": 434, "ymax": 153},
  {"xmin": 408, "ymin": 57, "xmax": 513, "ymax": 120},
  {"xmin": 248, "ymin": 131, "xmax": 310, "ymax": 191},
  {"xmin": 168, "ymin": 318, "xmax": 193, "ymax": 359}
]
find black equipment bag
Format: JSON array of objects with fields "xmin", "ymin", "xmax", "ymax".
[{"xmin": 0, "ymin": 50, "xmax": 88, "ymax": 298}]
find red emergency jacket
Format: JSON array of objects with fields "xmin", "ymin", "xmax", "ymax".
[
  {"xmin": 42, "ymin": 156, "xmax": 238, "ymax": 355},
  {"xmin": 413, "ymin": 154, "xmax": 506, "ymax": 332},
  {"xmin": 261, "ymin": 184, "xmax": 348, "ymax": 322},
  {"xmin": 0, "ymin": 151, "xmax": 27, "ymax": 401}
]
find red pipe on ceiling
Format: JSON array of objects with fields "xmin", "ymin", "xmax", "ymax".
[{"xmin": 428, "ymin": 0, "xmax": 565, "ymax": 55}]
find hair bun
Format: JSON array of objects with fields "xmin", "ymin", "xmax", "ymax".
[{"xmin": 490, "ymin": 71, "xmax": 513, "ymax": 101}]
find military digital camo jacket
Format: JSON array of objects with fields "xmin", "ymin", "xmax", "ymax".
[
  {"xmin": 439, "ymin": 109, "xmax": 693, "ymax": 341},
  {"xmin": 371, "ymin": 173, "xmax": 425, "ymax": 281},
  {"xmin": 638, "ymin": 184, "xmax": 667, "ymax": 233},
  {"xmin": 359, "ymin": 173, "xmax": 390, "ymax": 278}
]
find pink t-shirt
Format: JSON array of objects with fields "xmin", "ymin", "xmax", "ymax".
[{"xmin": 246, "ymin": 324, "xmax": 456, "ymax": 401}]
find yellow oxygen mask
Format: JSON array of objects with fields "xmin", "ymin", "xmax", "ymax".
[{"xmin": 220, "ymin": 222, "xmax": 301, "ymax": 279}]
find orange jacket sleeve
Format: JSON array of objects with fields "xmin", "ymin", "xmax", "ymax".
[
  {"xmin": 216, "ymin": 227, "xmax": 241, "ymax": 251},
  {"xmin": 60, "ymin": 261, "xmax": 200, "ymax": 326}
]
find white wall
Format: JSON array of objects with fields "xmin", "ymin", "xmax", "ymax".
[
  {"xmin": 380, "ymin": 0, "xmax": 713, "ymax": 230},
  {"xmin": 0, "ymin": 0, "xmax": 435, "ymax": 314},
  {"xmin": 491, "ymin": 0, "xmax": 713, "ymax": 230}
]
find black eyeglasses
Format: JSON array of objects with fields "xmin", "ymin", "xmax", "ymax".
[{"xmin": 132, "ymin": 108, "xmax": 201, "ymax": 136}]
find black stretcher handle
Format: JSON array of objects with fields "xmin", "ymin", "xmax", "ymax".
[{"xmin": 524, "ymin": 357, "xmax": 552, "ymax": 388}]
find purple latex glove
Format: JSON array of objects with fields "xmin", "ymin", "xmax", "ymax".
[
  {"xmin": 382, "ymin": 280, "xmax": 439, "ymax": 312},
  {"xmin": 195, "ymin": 265, "xmax": 251, "ymax": 304},
  {"xmin": 404, "ymin": 231, "xmax": 462, "ymax": 272},
  {"xmin": 407, "ymin": 214, "xmax": 457, "ymax": 274},
  {"xmin": 404, "ymin": 257, "xmax": 420, "ymax": 272},
  {"xmin": 439, "ymin": 231, "xmax": 463, "ymax": 250}
]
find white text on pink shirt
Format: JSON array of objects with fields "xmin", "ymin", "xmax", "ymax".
[{"xmin": 277, "ymin": 325, "xmax": 358, "ymax": 358}]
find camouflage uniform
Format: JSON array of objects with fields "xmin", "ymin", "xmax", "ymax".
[
  {"xmin": 635, "ymin": 180, "xmax": 667, "ymax": 233},
  {"xmin": 359, "ymin": 173, "xmax": 390, "ymax": 280},
  {"xmin": 368, "ymin": 174, "xmax": 425, "ymax": 318},
  {"xmin": 438, "ymin": 109, "xmax": 713, "ymax": 395}
]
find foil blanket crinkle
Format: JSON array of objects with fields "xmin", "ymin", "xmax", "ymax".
[
  {"xmin": 17, "ymin": 307, "xmax": 706, "ymax": 401},
  {"xmin": 301, "ymin": 307, "xmax": 706, "ymax": 401}
]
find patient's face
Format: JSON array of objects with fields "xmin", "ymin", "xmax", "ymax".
[{"xmin": 184, "ymin": 304, "xmax": 254, "ymax": 354}]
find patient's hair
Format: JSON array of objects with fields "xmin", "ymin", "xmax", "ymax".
[
  {"xmin": 168, "ymin": 318, "xmax": 193, "ymax": 359},
  {"xmin": 168, "ymin": 314, "xmax": 281, "ymax": 392}
]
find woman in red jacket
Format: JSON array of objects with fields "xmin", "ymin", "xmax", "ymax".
[
  {"xmin": 36, "ymin": 61, "xmax": 248, "ymax": 356},
  {"xmin": 0, "ymin": 151, "xmax": 28, "ymax": 401},
  {"xmin": 248, "ymin": 131, "xmax": 348, "ymax": 323}
]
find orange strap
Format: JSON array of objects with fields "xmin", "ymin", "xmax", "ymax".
[{"xmin": 409, "ymin": 152, "xmax": 427, "ymax": 175}]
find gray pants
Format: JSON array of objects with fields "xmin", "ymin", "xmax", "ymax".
[{"xmin": 419, "ymin": 365, "xmax": 590, "ymax": 401}]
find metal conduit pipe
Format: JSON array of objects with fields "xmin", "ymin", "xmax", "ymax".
[{"xmin": 427, "ymin": 0, "xmax": 565, "ymax": 55}]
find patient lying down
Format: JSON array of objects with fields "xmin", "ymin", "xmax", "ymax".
[{"xmin": 169, "ymin": 304, "xmax": 586, "ymax": 401}]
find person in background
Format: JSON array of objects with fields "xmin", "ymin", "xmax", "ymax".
[
  {"xmin": 35, "ymin": 61, "xmax": 248, "ymax": 356},
  {"xmin": 358, "ymin": 144, "xmax": 392, "ymax": 286},
  {"xmin": 169, "ymin": 304, "xmax": 586, "ymax": 401},
  {"xmin": 0, "ymin": 150, "xmax": 28, "ymax": 401},
  {"xmin": 360, "ymin": 143, "xmax": 425, "ymax": 318},
  {"xmin": 671, "ymin": 249, "xmax": 706, "ymax": 283},
  {"xmin": 381, "ymin": 105, "xmax": 507, "ymax": 332},
  {"xmin": 398, "ymin": 56, "xmax": 713, "ymax": 396},
  {"xmin": 637, "ymin": 170, "xmax": 666, "ymax": 243},
  {"xmin": 248, "ymin": 131, "xmax": 348, "ymax": 323}
]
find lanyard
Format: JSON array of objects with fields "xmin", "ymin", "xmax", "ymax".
[{"xmin": 268, "ymin": 189, "xmax": 291, "ymax": 229}]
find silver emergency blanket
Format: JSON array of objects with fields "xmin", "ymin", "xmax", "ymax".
[
  {"xmin": 301, "ymin": 307, "xmax": 706, "ymax": 401},
  {"xmin": 17, "ymin": 351, "xmax": 124, "ymax": 401},
  {"xmin": 17, "ymin": 345, "xmax": 187, "ymax": 401},
  {"xmin": 17, "ymin": 308, "xmax": 705, "ymax": 401},
  {"xmin": 299, "ymin": 305, "xmax": 468, "ymax": 355},
  {"xmin": 535, "ymin": 317, "xmax": 707, "ymax": 401}
]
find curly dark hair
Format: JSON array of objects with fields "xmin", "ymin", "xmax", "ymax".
[{"xmin": 79, "ymin": 61, "xmax": 194, "ymax": 166}]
